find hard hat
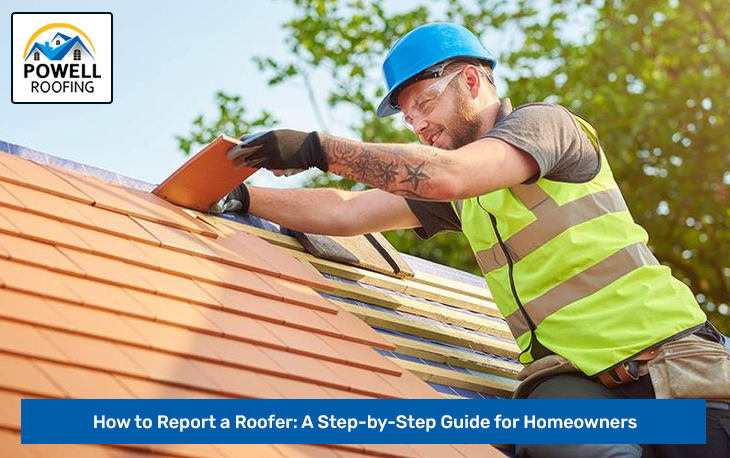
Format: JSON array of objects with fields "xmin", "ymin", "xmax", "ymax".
[{"xmin": 377, "ymin": 22, "xmax": 497, "ymax": 118}]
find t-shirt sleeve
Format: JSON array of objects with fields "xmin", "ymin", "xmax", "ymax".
[
  {"xmin": 404, "ymin": 199, "xmax": 462, "ymax": 240},
  {"xmin": 483, "ymin": 103, "xmax": 600, "ymax": 184}
]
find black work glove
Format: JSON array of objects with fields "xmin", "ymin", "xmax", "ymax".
[
  {"xmin": 209, "ymin": 182, "xmax": 250, "ymax": 214},
  {"xmin": 227, "ymin": 130, "xmax": 328, "ymax": 172}
]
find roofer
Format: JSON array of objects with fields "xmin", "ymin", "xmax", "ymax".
[{"xmin": 216, "ymin": 22, "xmax": 730, "ymax": 457}]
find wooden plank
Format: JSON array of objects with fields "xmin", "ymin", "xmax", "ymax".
[
  {"xmin": 391, "ymin": 358, "xmax": 516, "ymax": 397},
  {"xmin": 383, "ymin": 334, "xmax": 521, "ymax": 379},
  {"xmin": 153, "ymin": 135, "xmax": 257, "ymax": 212},
  {"xmin": 332, "ymin": 298, "xmax": 519, "ymax": 359},
  {"xmin": 365, "ymin": 233, "xmax": 414, "ymax": 278}
]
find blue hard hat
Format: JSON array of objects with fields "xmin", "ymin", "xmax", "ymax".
[{"xmin": 377, "ymin": 22, "xmax": 497, "ymax": 118}]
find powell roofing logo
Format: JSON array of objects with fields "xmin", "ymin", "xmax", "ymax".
[{"xmin": 12, "ymin": 13, "xmax": 112, "ymax": 103}]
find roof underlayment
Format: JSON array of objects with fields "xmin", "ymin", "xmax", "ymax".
[{"xmin": 0, "ymin": 139, "xmax": 515, "ymax": 457}]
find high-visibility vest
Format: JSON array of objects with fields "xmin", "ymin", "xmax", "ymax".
[{"xmin": 455, "ymin": 112, "xmax": 706, "ymax": 376}]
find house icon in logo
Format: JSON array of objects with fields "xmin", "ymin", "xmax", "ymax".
[{"xmin": 24, "ymin": 31, "xmax": 95, "ymax": 62}]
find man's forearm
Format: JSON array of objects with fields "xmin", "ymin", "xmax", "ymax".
[
  {"xmin": 247, "ymin": 185, "xmax": 354, "ymax": 235},
  {"xmin": 320, "ymin": 135, "xmax": 456, "ymax": 200}
]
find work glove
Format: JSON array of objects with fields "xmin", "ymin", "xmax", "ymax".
[
  {"xmin": 209, "ymin": 182, "xmax": 250, "ymax": 214},
  {"xmin": 227, "ymin": 130, "xmax": 328, "ymax": 172}
]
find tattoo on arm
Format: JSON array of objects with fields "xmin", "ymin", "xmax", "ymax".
[{"xmin": 320, "ymin": 136, "xmax": 452, "ymax": 199}]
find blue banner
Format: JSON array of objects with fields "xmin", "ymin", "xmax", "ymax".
[{"xmin": 21, "ymin": 399, "xmax": 706, "ymax": 444}]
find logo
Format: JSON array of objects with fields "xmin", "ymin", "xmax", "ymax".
[{"xmin": 11, "ymin": 13, "xmax": 112, "ymax": 103}]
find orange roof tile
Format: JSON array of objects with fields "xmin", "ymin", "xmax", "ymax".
[{"xmin": 0, "ymin": 149, "xmax": 504, "ymax": 458}]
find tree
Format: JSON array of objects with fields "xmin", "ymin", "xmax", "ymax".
[{"xmin": 177, "ymin": 0, "xmax": 729, "ymax": 333}]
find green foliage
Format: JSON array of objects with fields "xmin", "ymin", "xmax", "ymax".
[
  {"xmin": 178, "ymin": 0, "xmax": 729, "ymax": 333},
  {"xmin": 175, "ymin": 91, "xmax": 277, "ymax": 155}
]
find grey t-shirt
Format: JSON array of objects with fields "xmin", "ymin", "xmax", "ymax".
[{"xmin": 406, "ymin": 99, "xmax": 601, "ymax": 239}]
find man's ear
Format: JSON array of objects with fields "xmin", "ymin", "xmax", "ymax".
[{"xmin": 463, "ymin": 66, "xmax": 482, "ymax": 98}]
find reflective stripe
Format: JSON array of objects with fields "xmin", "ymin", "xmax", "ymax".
[
  {"xmin": 454, "ymin": 199, "xmax": 464, "ymax": 218},
  {"xmin": 510, "ymin": 184, "xmax": 558, "ymax": 218},
  {"xmin": 474, "ymin": 187, "xmax": 628, "ymax": 274},
  {"xmin": 505, "ymin": 242, "xmax": 658, "ymax": 338}
]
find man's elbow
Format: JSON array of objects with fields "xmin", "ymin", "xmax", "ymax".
[{"xmin": 429, "ymin": 174, "xmax": 464, "ymax": 201}]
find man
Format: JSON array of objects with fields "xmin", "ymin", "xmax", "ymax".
[{"xmin": 216, "ymin": 23, "xmax": 729, "ymax": 457}]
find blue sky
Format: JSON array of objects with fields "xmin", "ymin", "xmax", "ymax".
[{"xmin": 0, "ymin": 0, "xmax": 337, "ymax": 186}]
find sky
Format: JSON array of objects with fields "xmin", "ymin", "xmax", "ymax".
[{"xmin": 0, "ymin": 0, "xmax": 338, "ymax": 187}]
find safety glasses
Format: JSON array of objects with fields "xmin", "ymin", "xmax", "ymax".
[{"xmin": 401, "ymin": 69, "xmax": 463, "ymax": 130}]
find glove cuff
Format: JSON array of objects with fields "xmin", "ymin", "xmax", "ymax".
[{"xmin": 306, "ymin": 131, "xmax": 328, "ymax": 172}]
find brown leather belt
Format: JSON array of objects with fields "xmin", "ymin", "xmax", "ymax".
[{"xmin": 598, "ymin": 347, "xmax": 659, "ymax": 388}]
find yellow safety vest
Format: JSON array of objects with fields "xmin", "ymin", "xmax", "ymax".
[{"xmin": 455, "ymin": 111, "xmax": 706, "ymax": 376}]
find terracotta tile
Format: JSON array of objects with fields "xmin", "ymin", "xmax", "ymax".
[
  {"xmin": 376, "ymin": 370, "xmax": 441, "ymax": 400},
  {"xmin": 194, "ymin": 281, "xmax": 284, "ymax": 323},
  {"xmin": 49, "ymin": 301, "xmax": 149, "ymax": 347},
  {"xmin": 0, "ymin": 154, "xmax": 93, "ymax": 203},
  {"xmin": 0, "ymin": 182, "xmax": 25, "ymax": 209},
  {"xmin": 65, "ymin": 224, "xmax": 155, "ymax": 267},
  {"xmin": 148, "ymin": 443, "xmax": 223, "ymax": 458},
  {"xmin": 260, "ymin": 275, "xmax": 338, "ymax": 313},
  {"xmin": 318, "ymin": 334, "xmax": 402, "ymax": 376},
  {"xmin": 0, "ymin": 353, "xmax": 65, "ymax": 397},
  {"xmin": 58, "ymin": 248, "xmax": 154, "ymax": 292},
  {"xmin": 133, "ymin": 217, "xmax": 221, "ymax": 259},
  {"xmin": 0, "ymin": 209, "xmax": 20, "ymax": 235},
  {"xmin": 324, "ymin": 362, "xmax": 401, "ymax": 398},
  {"xmin": 0, "ymin": 259, "xmax": 81, "ymax": 303},
  {"xmin": 113, "ymin": 374, "xmax": 230, "ymax": 399},
  {"xmin": 124, "ymin": 187, "xmax": 217, "ymax": 236},
  {"xmin": 320, "ymin": 306, "xmax": 393, "ymax": 349},
  {"xmin": 122, "ymin": 274, "xmax": 220, "ymax": 308},
  {"xmin": 194, "ymin": 257, "xmax": 282, "ymax": 297},
  {"xmin": 451, "ymin": 444, "xmax": 506, "ymax": 458},
  {"xmin": 274, "ymin": 444, "xmax": 341, "ymax": 458},
  {"xmin": 322, "ymin": 387, "xmax": 373, "ymax": 399},
  {"xmin": 193, "ymin": 231, "xmax": 280, "ymax": 276},
  {"xmin": 34, "ymin": 360, "xmax": 135, "ymax": 399},
  {"xmin": 0, "ymin": 389, "xmax": 26, "ymax": 429},
  {"xmin": 202, "ymin": 335, "xmax": 283, "ymax": 374},
  {"xmin": 126, "ymin": 265, "xmax": 218, "ymax": 305},
  {"xmin": 353, "ymin": 444, "xmax": 420, "ymax": 458},
  {"xmin": 39, "ymin": 328, "xmax": 144, "ymax": 376},
  {"xmin": 258, "ymin": 348, "xmax": 347, "ymax": 391},
  {"xmin": 408, "ymin": 444, "xmax": 468, "ymax": 458},
  {"xmin": 0, "ymin": 232, "xmax": 84, "ymax": 275},
  {"xmin": 0, "ymin": 429, "xmax": 38, "ymax": 458},
  {"xmin": 215, "ymin": 444, "xmax": 284, "ymax": 458},
  {"xmin": 68, "ymin": 202, "xmax": 160, "ymax": 245},
  {"xmin": 0, "ymin": 289, "xmax": 70, "ymax": 329},
  {"xmin": 0, "ymin": 206, "xmax": 91, "ymax": 250},
  {"xmin": 195, "ymin": 307, "xmax": 284, "ymax": 348},
  {"xmin": 131, "ymin": 241, "xmax": 222, "ymax": 283},
  {"xmin": 119, "ymin": 346, "xmax": 219, "ymax": 392},
  {"xmin": 258, "ymin": 321, "xmax": 344, "ymax": 361},
  {"xmin": 0, "ymin": 320, "xmax": 68, "ymax": 361},
  {"xmin": 1, "ymin": 181, "xmax": 95, "ymax": 226},
  {"xmin": 191, "ymin": 360, "xmax": 281, "ymax": 398},
  {"xmin": 276, "ymin": 302, "xmax": 341, "ymax": 337},
  {"xmin": 233, "ymin": 232, "xmax": 332, "ymax": 289},
  {"xmin": 59, "ymin": 277, "xmax": 154, "ymax": 319},
  {"xmin": 121, "ymin": 316, "xmax": 219, "ymax": 361}
]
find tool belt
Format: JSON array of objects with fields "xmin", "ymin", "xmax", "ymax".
[{"xmin": 597, "ymin": 347, "xmax": 658, "ymax": 388}]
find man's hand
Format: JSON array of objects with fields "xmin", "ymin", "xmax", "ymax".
[
  {"xmin": 227, "ymin": 130, "xmax": 328, "ymax": 172},
  {"xmin": 209, "ymin": 182, "xmax": 250, "ymax": 214}
]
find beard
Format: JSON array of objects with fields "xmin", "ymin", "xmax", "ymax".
[{"xmin": 441, "ymin": 88, "xmax": 484, "ymax": 150}]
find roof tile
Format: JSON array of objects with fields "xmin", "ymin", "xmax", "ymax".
[
  {"xmin": 193, "ymin": 281, "xmax": 285, "ymax": 323},
  {"xmin": 124, "ymin": 267, "xmax": 219, "ymax": 306},
  {"xmin": 0, "ymin": 289, "xmax": 70, "ymax": 329},
  {"xmin": 113, "ymin": 374, "xmax": 230, "ymax": 400},
  {"xmin": 133, "ymin": 217, "xmax": 221, "ymax": 259},
  {"xmin": 48, "ymin": 300, "xmax": 150, "ymax": 346},
  {"xmin": 191, "ymin": 231, "xmax": 281, "ymax": 277},
  {"xmin": 67, "ymin": 201, "xmax": 160, "ymax": 245},
  {"xmin": 121, "ymin": 316, "xmax": 219, "ymax": 359},
  {"xmin": 193, "ymin": 256, "xmax": 282, "ymax": 297},
  {"xmin": 0, "ymin": 353, "xmax": 65, "ymax": 397},
  {"xmin": 0, "ymin": 205, "xmax": 91, "ymax": 250},
  {"xmin": 0, "ymin": 210, "xmax": 20, "ymax": 235},
  {"xmin": 122, "ymin": 289, "xmax": 221, "ymax": 333},
  {"xmin": 0, "ymin": 182, "xmax": 25, "ymax": 209},
  {"xmin": 64, "ymin": 224, "xmax": 156, "ymax": 267},
  {"xmin": 58, "ymin": 275, "xmax": 155, "ymax": 319},
  {"xmin": 34, "ymin": 360, "xmax": 135, "ymax": 399},
  {"xmin": 0, "ymin": 181, "xmax": 95, "ymax": 226},
  {"xmin": 0, "ymin": 154, "xmax": 93, "ymax": 203},
  {"xmin": 0, "ymin": 429, "xmax": 37, "ymax": 458},
  {"xmin": 39, "ymin": 328, "xmax": 143, "ymax": 376},
  {"xmin": 0, "ymin": 319, "xmax": 68, "ymax": 361},
  {"xmin": 58, "ymin": 248, "xmax": 154, "ymax": 291},
  {"xmin": 196, "ymin": 307, "xmax": 284, "ymax": 348},
  {"xmin": 260, "ymin": 275, "xmax": 338, "ymax": 312},
  {"xmin": 0, "ymin": 232, "xmax": 84, "ymax": 275},
  {"xmin": 118, "ymin": 346, "xmax": 219, "ymax": 392},
  {"xmin": 191, "ymin": 360, "xmax": 281, "ymax": 399},
  {"xmin": 0, "ymin": 258, "xmax": 81, "ymax": 303}
]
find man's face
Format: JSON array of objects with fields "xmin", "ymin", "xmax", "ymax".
[{"xmin": 397, "ymin": 70, "xmax": 484, "ymax": 150}]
